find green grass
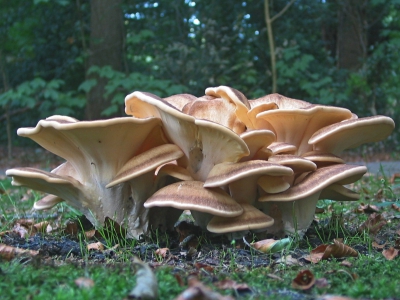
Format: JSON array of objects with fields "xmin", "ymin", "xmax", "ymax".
[{"xmin": 1, "ymin": 169, "xmax": 400, "ymax": 299}]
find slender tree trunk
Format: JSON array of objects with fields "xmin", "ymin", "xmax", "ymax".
[
  {"xmin": 264, "ymin": 0, "xmax": 297, "ymax": 94},
  {"xmin": 336, "ymin": 0, "xmax": 367, "ymax": 70},
  {"xmin": 86, "ymin": 0, "xmax": 124, "ymax": 120}
]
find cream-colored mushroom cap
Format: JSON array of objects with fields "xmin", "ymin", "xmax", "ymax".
[
  {"xmin": 144, "ymin": 181, "xmax": 243, "ymax": 217},
  {"xmin": 256, "ymin": 105, "xmax": 353, "ymax": 155},
  {"xmin": 207, "ymin": 203, "xmax": 274, "ymax": 233},
  {"xmin": 249, "ymin": 93, "xmax": 311, "ymax": 109},
  {"xmin": 239, "ymin": 130, "xmax": 276, "ymax": 161},
  {"xmin": 309, "ymin": 116, "xmax": 396, "ymax": 156},
  {"xmin": 164, "ymin": 94, "xmax": 197, "ymax": 111},
  {"xmin": 259, "ymin": 164, "xmax": 367, "ymax": 202},
  {"xmin": 34, "ymin": 194, "xmax": 64, "ymax": 210},
  {"xmin": 267, "ymin": 142, "xmax": 297, "ymax": 155},
  {"xmin": 320, "ymin": 184, "xmax": 360, "ymax": 201},
  {"xmin": 106, "ymin": 144, "xmax": 184, "ymax": 188}
]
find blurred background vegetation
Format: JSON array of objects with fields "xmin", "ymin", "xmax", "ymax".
[{"xmin": 0, "ymin": 0, "xmax": 399, "ymax": 157}]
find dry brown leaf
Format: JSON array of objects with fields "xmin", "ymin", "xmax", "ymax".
[
  {"xmin": 390, "ymin": 173, "xmax": 400, "ymax": 184},
  {"xmin": 175, "ymin": 276, "xmax": 235, "ymax": 300},
  {"xmin": 274, "ymin": 255, "xmax": 301, "ymax": 267},
  {"xmin": 129, "ymin": 257, "xmax": 158, "ymax": 300},
  {"xmin": 13, "ymin": 223, "xmax": 30, "ymax": 238},
  {"xmin": 356, "ymin": 203, "xmax": 379, "ymax": 213},
  {"xmin": 75, "ymin": 277, "xmax": 95, "ymax": 289},
  {"xmin": 214, "ymin": 279, "xmax": 250, "ymax": 291},
  {"xmin": 266, "ymin": 273, "xmax": 284, "ymax": 281},
  {"xmin": 85, "ymin": 229, "xmax": 96, "ymax": 239},
  {"xmin": 292, "ymin": 270, "xmax": 315, "ymax": 290},
  {"xmin": 155, "ymin": 248, "xmax": 170, "ymax": 259},
  {"xmin": 339, "ymin": 260, "xmax": 353, "ymax": 267},
  {"xmin": 358, "ymin": 213, "xmax": 387, "ymax": 235},
  {"xmin": 391, "ymin": 204, "xmax": 400, "ymax": 212},
  {"xmin": 194, "ymin": 262, "xmax": 214, "ymax": 273},
  {"xmin": 382, "ymin": 247, "xmax": 399, "ymax": 260},
  {"xmin": 87, "ymin": 242, "xmax": 104, "ymax": 251},
  {"xmin": 0, "ymin": 243, "xmax": 39, "ymax": 261},
  {"xmin": 304, "ymin": 239, "xmax": 358, "ymax": 263},
  {"xmin": 371, "ymin": 241, "xmax": 387, "ymax": 249},
  {"xmin": 64, "ymin": 220, "xmax": 79, "ymax": 236}
]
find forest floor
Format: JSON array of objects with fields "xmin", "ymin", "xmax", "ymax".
[{"xmin": 1, "ymin": 146, "xmax": 400, "ymax": 299}]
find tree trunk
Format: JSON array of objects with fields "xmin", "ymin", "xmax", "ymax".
[
  {"xmin": 86, "ymin": 0, "xmax": 124, "ymax": 120},
  {"xmin": 336, "ymin": 0, "xmax": 367, "ymax": 70}
]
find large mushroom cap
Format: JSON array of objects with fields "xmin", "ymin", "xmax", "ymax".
[
  {"xmin": 259, "ymin": 164, "xmax": 367, "ymax": 202},
  {"xmin": 309, "ymin": 115, "xmax": 396, "ymax": 156},
  {"xmin": 255, "ymin": 105, "xmax": 353, "ymax": 155},
  {"xmin": 239, "ymin": 130, "xmax": 276, "ymax": 161},
  {"xmin": 204, "ymin": 161, "xmax": 293, "ymax": 188},
  {"xmin": 144, "ymin": 181, "xmax": 243, "ymax": 217},
  {"xmin": 249, "ymin": 93, "xmax": 311, "ymax": 109},
  {"xmin": 125, "ymin": 91, "xmax": 250, "ymax": 181},
  {"xmin": 106, "ymin": 144, "xmax": 184, "ymax": 188},
  {"xmin": 267, "ymin": 155, "xmax": 317, "ymax": 173},
  {"xmin": 207, "ymin": 203, "xmax": 274, "ymax": 234}
]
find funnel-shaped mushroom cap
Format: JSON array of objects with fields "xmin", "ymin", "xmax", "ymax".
[
  {"xmin": 268, "ymin": 142, "xmax": 297, "ymax": 155},
  {"xmin": 204, "ymin": 161, "xmax": 293, "ymax": 188},
  {"xmin": 164, "ymin": 94, "xmax": 197, "ymax": 111},
  {"xmin": 320, "ymin": 184, "xmax": 360, "ymax": 201},
  {"xmin": 107, "ymin": 144, "xmax": 184, "ymax": 188},
  {"xmin": 309, "ymin": 116, "xmax": 396, "ymax": 156},
  {"xmin": 207, "ymin": 203, "xmax": 274, "ymax": 234},
  {"xmin": 239, "ymin": 130, "xmax": 276, "ymax": 161},
  {"xmin": 183, "ymin": 96, "xmax": 246, "ymax": 134},
  {"xmin": 34, "ymin": 194, "xmax": 64, "ymax": 210},
  {"xmin": 125, "ymin": 91, "xmax": 250, "ymax": 181},
  {"xmin": 256, "ymin": 105, "xmax": 353, "ymax": 155},
  {"xmin": 205, "ymin": 86, "xmax": 252, "ymax": 128},
  {"xmin": 259, "ymin": 164, "xmax": 367, "ymax": 202},
  {"xmin": 144, "ymin": 181, "xmax": 243, "ymax": 217},
  {"xmin": 16, "ymin": 116, "xmax": 164, "ymax": 182},
  {"xmin": 268, "ymin": 155, "xmax": 317, "ymax": 173},
  {"xmin": 249, "ymin": 93, "xmax": 311, "ymax": 109},
  {"xmin": 302, "ymin": 151, "xmax": 345, "ymax": 168}
]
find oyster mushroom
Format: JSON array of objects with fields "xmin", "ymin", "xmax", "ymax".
[
  {"xmin": 257, "ymin": 164, "xmax": 367, "ymax": 236},
  {"xmin": 6, "ymin": 116, "xmax": 181, "ymax": 237}
]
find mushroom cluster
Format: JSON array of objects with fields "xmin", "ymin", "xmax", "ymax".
[{"xmin": 6, "ymin": 86, "xmax": 395, "ymax": 238}]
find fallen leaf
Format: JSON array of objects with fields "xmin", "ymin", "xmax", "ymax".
[
  {"xmin": 64, "ymin": 220, "xmax": 79, "ymax": 236},
  {"xmin": 391, "ymin": 204, "xmax": 400, "ymax": 212},
  {"xmin": 194, "ymin": 262, "xmax": 214, "ymax": 272},
  {"xmin": 390, "ymin": 173, "xmax": 400, "ymax": 184},
  {"xmin": 371, "ymin": 241, "xmax": 386, "ymax": 249},
  {"xmin": 339, "ymin": 260, "xmax": 353, "ymax": 267},
  {"xmin": 382, "ymin": 247, "xmax": 399, "ymax": 260},
  {"xmin": 155, "ymin": 248, "xmax": 170, "ymax": 259},
  {"xmin": 75, "ymin": 277, "xmax": 95, "ymax": 289},
  {"xmin": 266, "ymin": 273, "xmax": 284, "ymax": 281},
  {"xmin": 175, "ymin": 276, "xmax": 235, "ymax": 300},
  {"xmin": 358, "ymin": 213, "xmax": 387, "ymax": 235},
  {"xmin": 356, "ymin": 203, "xmax": 379, "ymax": 213},
  {"xmin": 214, "ymin": 279, "xmax": 250, "ymax": 292},
  {"xmin": 0, "ymin": 243, "xmax": 39, "ymax": 261},
  {"xmin": 304, "ymin": 239, "xmax": 358, "ymax": 263},
  {"xmin": 129, "ymin": 257, "xmax": 158, "ymax": 300},
  {"xmin": 87, "ymin": 242, "xmax": 104, "ymax": 251},
  {"xmin": 245, "ymin": 237, "xmax": 291, "ymax": 254},
  {"xmin": 13, "ymin": 223, "xmax": 30, "ymax": 238},
  {"xmin": 274, "ymin": 255, "xmax": 301, "ymax": 267},
  {"xmin": 292, "ymin": 270, "xmax": 315, "ymax": 290}
]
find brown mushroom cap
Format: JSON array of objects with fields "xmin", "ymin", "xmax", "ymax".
[
  {"xmin": 259, "ymin": 164, "xmax": 367, "ymax": 202},
  {"xmin": 267, "ymin": 142, "xmax": 297, "ymax": 155},
  {"xmin": 106, "ymin": 144, "xmax": 184, "ymax": 188},
  {"xmin": 164, "ymin": 94, "xmax": 197, "ymax": 111},
  {"xmin": 267, "ymin": 155, "xmax": 317, "ymax": 173},
  {"xmin": 204, "ymin": 161, "xmax": 293, "ymax": 188},
  {"xmin": 301, "ymin": 151, "xmax": 345, "ymax": 168},
  {"xmin": 144, "ymin": 181, "xmax": 243, "ymax": 217},
  {"xmin": 256, "ymin": 105, "xmax": 353, "ymax": 155},
  {"xmin": 309, "ymin": 116, "xmax": 396, "ymax": 156},
  {"xmin": 206, "ymin": 203, "xmax": 274, "ymax": 233}
]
